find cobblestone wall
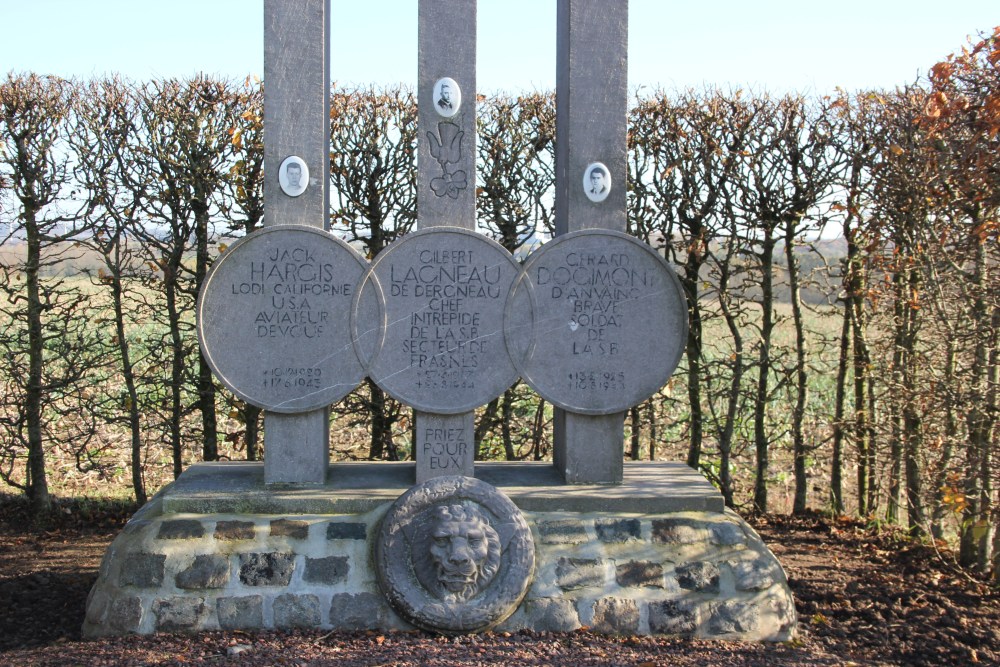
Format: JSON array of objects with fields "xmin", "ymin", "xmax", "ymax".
[{"xmin": 83, "ymin": 497, "xmax": 795, "ymax": 640}]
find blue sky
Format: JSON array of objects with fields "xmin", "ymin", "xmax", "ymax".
[{"xmin": 0, "ymin": 1, "xmax": 996, "ymax": 94}]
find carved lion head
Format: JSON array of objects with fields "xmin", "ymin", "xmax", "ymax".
[{"xmin": 411, "ymin": 503, "xmax": 501, "ymax": 602}]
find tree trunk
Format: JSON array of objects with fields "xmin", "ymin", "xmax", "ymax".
[
  {"xmin": 531, "ymin": 398, "xmax": 546, "ymax": 461},
  {"xmin": 962, "ymin": 245, "xmax": 995, "ymax": 568},
  {"xmin": 24, "ymin": 214, "xmax": 51, "ymax": 517},
  {"xmin": 474, "ymin": 397, "xmax": 500, "ymax": 458},
  {"xmin": 786, "ymin": 217, "xmax": 810, "ymax": 515},
  {"xmin": 831, "ymin": 290, "xmax": 851, "ymax": 514},
  {"xmin": 647, "ymin": 400, "xmax": 657, "ymax": 462},
  {"xmin": 846, "ymin": 231, "xmax": 876, "ymax": 516},
  {"xmin": 981, "ymin": 305, "xmax": 999, "ymax": 572},
  {"xmin": 629, "ymin": 405, "xmax": 641, "ymax": 460},
  {"xmin": 902, "ymin": 266, "xmax": 924, "ymax": 537},
  {"xmin": 164, "ymin": 262, "xmax": 185, "ymax": 479},
  {"xmin": 111, "ymin": 252, "xmax": 147, "ymax": 506},
  {"xmin": 501, "ymin": 389, "xmax": 515, "ymax": 461},
  {"xmin": 753, "ymin": 231, "xmax": 777, "ymax": 514},
  {"xmin": 718, "ymin": 289, "xmax": 744, "ymax": 510},
  {"xmin": 682, "ymin": 252, "xmax": 704, "ymax": 469},
  {"xmin": 244, "ymin": 405, "xmax": 262, "ymax": 461},
  {"xmin": 931, "ymin": 342, "xmax": 957, "ymax": 540},
  {"xmin": 887, "ymin": 269, "xmax": 906, "ymax": 523},
  {"xmin": 194, "ymin": 209, "xmax": 218, "ymax": 461},
  {"xmin": 365, "ymin": 378, "xmax": 399, "ymax": 461}
]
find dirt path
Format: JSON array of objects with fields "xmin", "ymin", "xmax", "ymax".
[{"xmin": 1, "ymin": 498, "xmax": 997, "ymax": 666}]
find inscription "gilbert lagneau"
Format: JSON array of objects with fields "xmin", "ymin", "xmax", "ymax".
[
  {"xmin": 392, "ymin": 250, "xmax": 501, "ymax": 379},
  {"xmin": 363, "ymin": 228, "xmax": 521, "ymax": 414}
]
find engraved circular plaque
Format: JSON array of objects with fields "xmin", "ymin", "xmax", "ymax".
[
  {"xmin": 583, "ymin": 162, "xmax": 611, "ymax": 203},
  {"xmin": 356, "ymin": 227, "xmax": 521, "ymax": 413},
  {"xmin": 197, "ymin": 225, "xmax": 368, "ymax": 413},
  {"xmin": 374, "ymin": 476, "xmax": 534, "ymax": 634},
  {"xmin": 506, "ymin": 229, "xmax": 688, "ymax": 415}
]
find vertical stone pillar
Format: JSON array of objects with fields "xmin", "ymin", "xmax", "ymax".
[
  {"xmin": 553, "ymin": 0, "xmax": 628, "ymax": 483},
  {"xmin": 414, "ymin": 0, "xmax": 477, "ymax": 482},
  {"xmin": 262, "ymin": 0, "xmax": 332, "ymax": 484}
]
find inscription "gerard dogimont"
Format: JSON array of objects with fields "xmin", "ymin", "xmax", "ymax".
[{"xmin": 536, "ymin": 251, "xmax": 654, "ymax": 357}]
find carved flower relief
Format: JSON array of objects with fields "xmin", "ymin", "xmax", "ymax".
[{"xmin": 430, "ymin": 170, "xmax": 468, "ymax": 199}]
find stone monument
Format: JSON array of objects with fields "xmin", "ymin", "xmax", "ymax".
[{"xmin": 82, "ymin": 0, "xmax": 796, "ymax": 641}]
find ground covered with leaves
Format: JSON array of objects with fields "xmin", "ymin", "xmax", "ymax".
[{"xmin": 0, "ymin": 496, "xmax": 997, "ymax": 666}]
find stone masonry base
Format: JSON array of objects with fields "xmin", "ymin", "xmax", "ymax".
[{"xmin": 83, "ymin": 478, "xmax": 795, "ymax": 640}]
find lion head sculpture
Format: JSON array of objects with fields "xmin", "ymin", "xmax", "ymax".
[{"xmin": 411, "ymin": 503, "xmax": 502, "ymax": 602}]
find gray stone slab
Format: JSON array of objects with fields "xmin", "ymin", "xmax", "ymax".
[
  {"xmin": 418, "ymin": 0, "xmax": 476, "ymax": 227},
  {"xmin": 273, "ymin": 593, "xmax": 322, "ymax": 628},
  {"xmin": 415, "ymin": 411, "xmax": 474, "ymax": 482},
  {"xmin": 360, "ymin": 228, "xmax": 521, "ymax": 413},
  {"xmin": 262, "ymin": 0, "xmax": 332, "ymax": 485},
  {"xmin": 554, "ymin": 409, "xmax": 625, "ymax": 484},
  {"xmin": 416, "ymin": 0, "xmax": 479, "ymax": 484},
  {"xmin": 552, "ymin": 0, "xmax": 631, "ymax": 485},
  {"xmin": 510, "ymin": 230, "xmax": 687, "ymax": 415},
  {"xmin": 197, "ymin": 226, "xmax": 368, "ymax": 413},
  {"xmin": 263, "ymin": 0, "xmax": 330, "ymax": 229},
  {"xmin": 329, "ymin": 592, "xmax": 389, "ymax": 630},
  {"xmin": 556, "ymin": 558, "xmax": 604, "ymax": 590},
  {"xmin": 176, "ymin": 555, "xmax": 230, "ymax": 590},
  {"xmin": 160, "ymin": 461, "xmax": 724, "ymax": 515},
  {"xmin": 595, "ymin": 518, "xmax": 641, "ymax": 542},
  {"xmin": 217, "ymin": 595, "xmax": 263, "ymax": 630},
  {"xmin": 263, "ymin": 409, "xmax": 329, "ymax": 485},
  {"xmin": 555, "ymin": 0, "xmax": 628, "ymax": 235},
  {"xmin": 590, "ymin": 597, "xmax": 639, "ymax": 635}
]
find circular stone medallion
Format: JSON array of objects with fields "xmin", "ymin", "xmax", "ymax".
[
  {"xmin": 507, "ymin": 229, "xmax": 688, "ymax": 415},
  {"xmin": 356, "ymin": 227, "xmax": 521, "ymax": 413},
  {"xmin": 374, "ymin": 476, "xmax": 534, "ymax": 634},
  {"xmin": 197, "ymin": 225, "xmax": 368, "ymax": 413}
]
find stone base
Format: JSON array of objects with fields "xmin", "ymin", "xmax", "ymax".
[{"xmin": 83, "ymin": 462, "xmax": 795, "ymax": 641}]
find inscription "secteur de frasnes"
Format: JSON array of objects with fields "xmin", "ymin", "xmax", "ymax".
[
  {"xmin": 230, "ymin": 246, "xmax": 353, "ymax": 339},
  {"xmin": 536, "ymin": 251, "xmax": 654, "ymax": 356}
]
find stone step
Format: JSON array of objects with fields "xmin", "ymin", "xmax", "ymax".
[{"xmin": 160, "ymin": 461, "xmax": 725, "ymax": 515}]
